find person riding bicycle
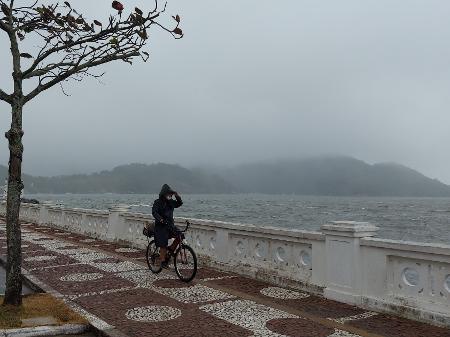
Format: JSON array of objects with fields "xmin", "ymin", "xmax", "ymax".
[{"xmin": 152, "ymin": 184, "xmax": 183, "ymax": 268}]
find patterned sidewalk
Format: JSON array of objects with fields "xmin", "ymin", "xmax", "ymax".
[{"xmin": 0, "ymin": 220, "xmax": 449, "ymax": 337}]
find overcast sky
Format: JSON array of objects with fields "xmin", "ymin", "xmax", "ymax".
[{"xmin": 1, "ymin": 0, "xmax": 450, "ymax": 183}]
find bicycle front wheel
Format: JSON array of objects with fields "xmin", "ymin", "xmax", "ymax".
[
  {"xmin": 146, "ymin": 240, "xmax": 162, "ymax": 274},
  {"xmin": 174, "ymin": 244, "xmax": 197, "ymax": 282}
]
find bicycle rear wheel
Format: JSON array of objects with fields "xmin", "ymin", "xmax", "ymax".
[
  {"xmin": 146, "ymin": 240, "xmax": 162, "ymax": 274},
  {"xmin": 174, "ymin": 244, "xmax": 197, "ymax": 282}
]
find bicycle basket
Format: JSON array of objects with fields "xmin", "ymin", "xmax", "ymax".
[
  {"xmin": 143, "ymin": 227, "xmax": 154, "ymax": 237},
  {"xmin": 143, "ymin": 221, "xmax": 155, "ymax": 237}
]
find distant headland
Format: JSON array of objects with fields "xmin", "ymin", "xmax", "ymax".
[{"xmin": 1, "ymin": 156, "xmax": 449, "ymax": 197}]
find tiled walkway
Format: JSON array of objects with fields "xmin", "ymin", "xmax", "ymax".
[{"xmin": 0, "ymin": 221, "xmax": 449, "ymax": 337}]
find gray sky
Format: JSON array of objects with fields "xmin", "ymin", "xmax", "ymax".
[{"xmin": 1, "ymin": 0, "xmax": 450, "ymax": 183}]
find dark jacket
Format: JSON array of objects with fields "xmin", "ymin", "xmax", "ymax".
[{"xmin": 152, "ymin": 184, "xmax": 183, "ymax": 229}]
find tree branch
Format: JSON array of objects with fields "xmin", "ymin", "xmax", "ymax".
[
  {"xmin": 26, "ymin": 61, "xmax": 78, "ymax": 78},
  {"xmin": 0, "ymin": 0, "xmax": 12, "ymax": 33},
  {"xmin": 5, "ymin": 1, "xmax": 182, "ymax": 102},
  {"xmin": 0, "ymin": 19, "xmax": 9, "ymax": 33},
  {"xmin": 22, "ymin": 13, "xmax": 161, "ymax": 79},
  {"xmin": 0, "ymin": 88, "xmax": 12, "ymax": 104},
  {"xmin": 24, "ymin": 50, "xmax": 139, "ymax": 103}
]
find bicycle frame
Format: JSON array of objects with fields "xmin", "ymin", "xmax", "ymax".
[
  {"xmin": 170, "ymin": 220, "xmax": 190, "ymax": 252},
  {"xmin": 169, "ymin": 221, "xmax": 190, "ymax": 262},
  {"xmin": 148, "ymin": 220, "xmax": 190, "ymax": 257}
]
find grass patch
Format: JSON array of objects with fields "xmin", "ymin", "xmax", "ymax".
[{"xmin": 0, "ymin": 294, "xmax": 87, "ymax": 329}]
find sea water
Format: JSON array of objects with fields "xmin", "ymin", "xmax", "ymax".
[{"xmin": 25, "ymin": 194, "xmax": 450, "ymax": 245}]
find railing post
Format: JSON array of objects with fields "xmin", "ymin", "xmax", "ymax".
[
  {"xmin": 80, "ymin": 212, "xmax": 88, "ymax": 235},
  {"xmin": 38, "ymin": 201, "xmax": 53, "ymax": 225},
  {"xmin": 321, "ymin": 221, "xmax": 379, "ymax": 305},
  {"xmin": 107, "ymin": 204, "xmax": 130, "ymax": 242},
  {"xmin": 214, "ymin": 228, "xmax": 230, "ymax": 264}
]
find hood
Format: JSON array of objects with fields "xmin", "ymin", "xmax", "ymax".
[{"xmin": 159, "ymin": 184, "xmax": 175, "ymax": 199}]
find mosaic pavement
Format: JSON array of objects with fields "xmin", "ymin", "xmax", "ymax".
[{"xmin": 0, "ymin": 221, "xmax": 449, "ymax": 337}]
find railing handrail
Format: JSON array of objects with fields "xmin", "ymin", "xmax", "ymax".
[{"xmin": 361, "ymin": 237, "xmax": 450, "ymax": 256}]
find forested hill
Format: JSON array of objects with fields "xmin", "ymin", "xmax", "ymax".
[
  {"xmin": 0, "ymin": 163, "xmax": 233, "ymax": 194},
  {"xmin": 1, "ymin": 157, "xmax": 450, "ymax": 196}
]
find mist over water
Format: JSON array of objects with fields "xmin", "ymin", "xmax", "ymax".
[{"xmin": 27, "ymin": 193, "xmax": 450, "ymax": 245}]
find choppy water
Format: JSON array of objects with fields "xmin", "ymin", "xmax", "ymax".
[{"xmin": 26, "ymin": 194, "xmax": 450, "ymax": 245}]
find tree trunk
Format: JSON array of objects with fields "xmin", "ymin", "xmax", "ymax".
[
  {"xmin": 3, "ymin": 102, "xmax": 24, "ymax": 306},
  {"xmin": 3, "ymin": 13, "xmax": 25, "ymax": 306}
]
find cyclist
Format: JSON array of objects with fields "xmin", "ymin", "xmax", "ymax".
[{"xmin": 152, "ymin": 184, "xmax": 183, "ymax": 268}]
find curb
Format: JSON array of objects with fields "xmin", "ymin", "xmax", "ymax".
[{"xmin": 0, "ymin": 324, "xmax": 88, "ymax": 337}]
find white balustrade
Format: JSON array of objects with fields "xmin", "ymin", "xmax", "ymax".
[
  {"xmin": 120, "ymin": 212, "xmax": 152, "ymax": 247},
  {"xmin": 82, "ymin": 211, "xmax": 109, "ymax": 238},
  {"xmin": 0, "ymin": 201, "xmax": 448, "ymax": 327},
  {"xmin": 360, "ymin": 238, "xmax": 450, "ymax": 326},
  {"xmin": 19, "ymin": 204, "xmax": 40, "ymax": 223}
]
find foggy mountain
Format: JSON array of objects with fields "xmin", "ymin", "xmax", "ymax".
[
  {"xmin": 1, "ymin": 157, "xmax": 450, "ymax": 196},
  {"xmin": 220, "ymin": 157, "xmax": 450, "ymax": 197}
]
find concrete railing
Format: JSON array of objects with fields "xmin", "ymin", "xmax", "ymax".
[{"xmin": 1, "ymin": 201, "xmax": 449, "ymax": 327}]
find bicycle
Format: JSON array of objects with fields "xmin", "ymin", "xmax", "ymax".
[{"xmin": 144, "ymin": 220, "xmax": 197, "ymax": 282}]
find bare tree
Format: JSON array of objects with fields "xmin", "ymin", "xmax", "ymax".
[{"xmin": 0, "ymin": 0, "xmax": 182, "ymax": 305}]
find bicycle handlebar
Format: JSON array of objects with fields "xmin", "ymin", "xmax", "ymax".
[{"xmin": 180, "ymin": 220, "xmax": 190, "ymax": 233}]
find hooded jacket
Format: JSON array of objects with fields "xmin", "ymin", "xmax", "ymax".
[{"xmin": 152, "ymin": 184, "xmax": 183, "ymax": 228}]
